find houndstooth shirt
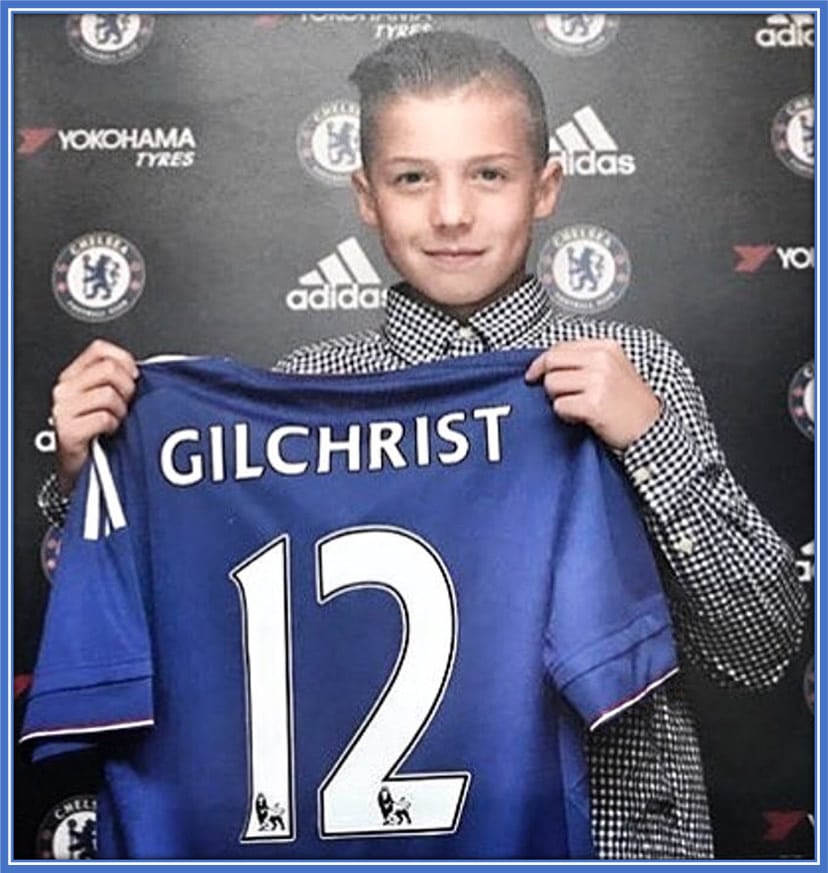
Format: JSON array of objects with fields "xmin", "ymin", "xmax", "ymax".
[{"xmin": 38, "ymin": 277, "xmax": 807, "ymax": 859}]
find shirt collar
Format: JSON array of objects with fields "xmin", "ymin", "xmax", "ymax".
[{"xmin": 382, "ymin": 276, "xmax": 555, "ymax": 365}]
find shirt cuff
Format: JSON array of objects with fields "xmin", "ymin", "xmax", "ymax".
[
  {"xmin": 36, "ymin": 471, "xmax": 71, "ymax": 528},
  {"xmin": 618, "ymin": 404, "xmax": 707, "ymax": 520}
]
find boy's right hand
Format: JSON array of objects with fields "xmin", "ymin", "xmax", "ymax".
[{"xmin": 51, "ymin": 339, "xmax": 140, "ymax": 496}]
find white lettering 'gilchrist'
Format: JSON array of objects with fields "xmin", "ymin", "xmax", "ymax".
[{"xmin": 159, "ymin": 405, "xmax": 512, "ymax": 487}]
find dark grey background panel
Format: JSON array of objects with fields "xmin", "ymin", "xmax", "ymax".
[{"xmin": 13, "ymin": 12, "xmax": 814, "ymax": 860}]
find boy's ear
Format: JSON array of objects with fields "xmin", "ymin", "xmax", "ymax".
[
  {"xmin": 351, "ymin": 169, "xmax": 379, "ymax": 227},
  {"xmin": 533, "ymin": 158, "xmax": 563, "ymax": 220}
]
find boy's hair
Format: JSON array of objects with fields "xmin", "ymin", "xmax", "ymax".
[{"xmin": 349, "ymin": 30, "xmax": 550, "ymax": 170}]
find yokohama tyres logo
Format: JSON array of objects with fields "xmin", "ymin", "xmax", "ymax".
[
  {"xmin": 17, "ymin": 126, "xmax": 197, "ymax": 168},
  {"xmin": 733, "ymin": 245, "xmax": 813, "ymax": 273}
]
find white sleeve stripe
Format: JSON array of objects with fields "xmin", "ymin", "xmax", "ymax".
[
  {"xmin": 588, "ymin": 666, "xmax": 680, "ymax": 731},
  {"xmin": 20, "ymin": 718, "xmax": 155, "ymax": 744},
  {"xmin": 138, "ymin": 353, "xmax": 204, "ymax": 364},
  {"xmin": 92, "ymin": 438, "xmax": 127, "ymax": 532},
  {"xmin": 82, "ymin": 458, "xmax": 102, "ymax": 541}
]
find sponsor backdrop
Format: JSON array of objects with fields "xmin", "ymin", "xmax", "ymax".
[{"xmin": 13, "ymin": 11, "xmax": 814, "ymax": 861}]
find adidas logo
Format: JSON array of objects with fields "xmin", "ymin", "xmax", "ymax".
[
  {"xmin": 797, "ymin": 540, "xmax": 814, "ymax": 583},
  {"xmin": 286, "ymin": 237, "xmax": 388, "ymax": 311},
  {"xmin": 755, "ymin": 13, "xmax": 813, "ymax": 48},
  {"xmin": 548, "ymin": 105, "xmax": 636, "ymax": 176}
]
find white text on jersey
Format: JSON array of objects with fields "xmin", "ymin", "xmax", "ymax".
[{"xmin": 159, "ymin": 405, "xmax": 512, "ymax": 486}]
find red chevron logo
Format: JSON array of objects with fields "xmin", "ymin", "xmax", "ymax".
[
  {"xmin": 762, "ymin": 810, "xmax": 809, "ymax": 841},
  {"xmin": 17, "ymin": 127, "xmax": 57, "ymax": 155},
  {"xmin": 733, "ymin": 244, "xmax": 776, "ymax": 273}
]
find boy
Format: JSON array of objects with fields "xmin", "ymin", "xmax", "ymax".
[{"xmin": 37, "ymin": 30, "xmax": 806, "ymax": 859}]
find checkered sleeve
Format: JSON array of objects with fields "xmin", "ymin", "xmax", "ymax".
[
  {"xmin": 618, "ymin": 331, "xmax": 808, "ymax": 689},
  {"xmin": 36, "ymin": 471, "xmax": 72, "ymax": 528}
]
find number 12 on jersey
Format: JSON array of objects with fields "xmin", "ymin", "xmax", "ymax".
[{"xmin": 230, "ymin": 526, "xmax": 472, "ymax": 842}]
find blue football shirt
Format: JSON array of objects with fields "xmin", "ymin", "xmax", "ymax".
[{"xmin": 22, "ymin": 350, "xmax": 677, "ymax": 860}]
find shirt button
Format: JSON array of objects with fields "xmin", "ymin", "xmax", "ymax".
[
  {"xmin": 632, "ymin": 466, "xmax": 652, "ymax": 486},
  {"xmin": 674, "ymin": 535, "xmax": 695, "ymax": 555},
  {"xmin": 456, "ymin": 325, "xmax": 475, "ymax": 340}
]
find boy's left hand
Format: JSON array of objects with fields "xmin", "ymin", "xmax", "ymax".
[{"xmin": 525, "ymin": 339, "xmax": 661, "ymax": 451}]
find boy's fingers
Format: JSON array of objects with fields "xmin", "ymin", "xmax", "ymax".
[
  {"xmin": 524, "ymin": 349, "xmax": 554, "ymax": 382},
  {"xmin": 59, "ymin": 339, "xmax": 139, "ymax": 382}
]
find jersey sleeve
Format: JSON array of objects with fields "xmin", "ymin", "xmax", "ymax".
[
  {"xmin": 21, "ymin": 438, "xmax": 154, "ymax": 761},
  {"xmin": 543, "ymin": 436, "xmax": 678, "ymax": 731}
]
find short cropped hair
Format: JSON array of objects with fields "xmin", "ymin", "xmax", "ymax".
[{"xmin": 349, "ymin": 30, "xmax": 550, "ymax": 170}]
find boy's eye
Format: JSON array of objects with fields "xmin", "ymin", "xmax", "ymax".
[
  {"xmin": 477, "ymin": 167, "xmax": 506, "ymax": 182},
  {"xmin": 394, "ymin": 171, "xmax": 425, "ymax": 185}
]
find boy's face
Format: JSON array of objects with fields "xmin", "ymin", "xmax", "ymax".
[{"xmin": 352, "ymin": 84, "xmax": 561, "ymax": 318}]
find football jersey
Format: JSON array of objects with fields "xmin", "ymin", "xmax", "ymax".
[{"xmin": 22, "ymin": 350, "xmax": 678, "ymax": 860}]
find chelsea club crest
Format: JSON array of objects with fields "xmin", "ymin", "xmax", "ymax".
[
  {"xmin": 40, "ymin": 524, "xmax": 63, "ymax": 585},
  {"xmin": 771, "ymin": 94, "xmax": 814, "ymax": 179},
  {"xmin": 787, "ymin": 360, "xmax": 814, "ymax": 440},
  {"xmin": 66, "ymin": 14, "xmax": 154, "ymax": 65},
  {"xmin": 537, "ymin": 224, "xmax": 631, "ymax": 314},
  {"xmin": 36, "ymin": 795, "xmax": 97, "ymax": 860},
  {"xmin": 52, "ymin": 231, "xmax": 145, "ymax": 323},
  {"xmin": 530, "ymin": 14, "xmax": 619, "ymax": 56},
  {"xmin": 803, "ymin": 656, "xmax": 814, "ymax": 715},
  {"xmin": 296, "ymin": 100, "xmax": 361, "ymax": 186}
]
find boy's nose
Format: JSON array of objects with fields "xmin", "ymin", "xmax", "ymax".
[{"xmin": 430, "ymin": 180, "xmax": 473, "ymax": 230}]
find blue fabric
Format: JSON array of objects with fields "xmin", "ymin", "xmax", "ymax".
[{"xmin": 22, "ymin": 350, "xmax": 676, "ymax": 860}]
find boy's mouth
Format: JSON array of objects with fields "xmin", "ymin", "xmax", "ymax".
[{"xmin": 424, "ymin": 248, "xmax": 485, "ymax": 266}]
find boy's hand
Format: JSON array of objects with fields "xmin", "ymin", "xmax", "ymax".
[
  {"xmin": 525, "ymin": 339, "xmax": 661, "ymax": 451},
  {"xmin": 51, "ymin": 339, "xmax": 140, "ymax": 495}
]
